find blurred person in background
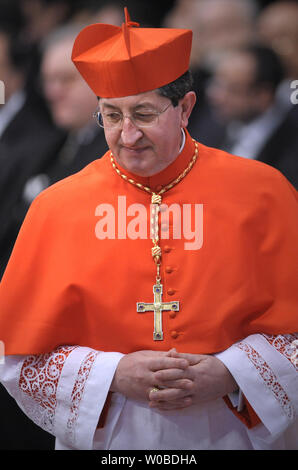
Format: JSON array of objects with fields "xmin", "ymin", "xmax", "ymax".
[
  {"xmin": 21, "ymin": 24, "xmax": 108, "ymax": 209},
  {"xmin": 164, "ymin": 0, "xmax": 258, "ymax": 147},
  {"xmin": 19, "ymin": 0, "xmax": 75, "ymax": 45},
  {"xmin": 17, "ymin": 0, "xmax": 77, "ymax": 107},
  {"xmin": 70, "ymin": 0, "xmax": 176, "ymax": 28},
  {"xmin": 257, "ymin": 1, "xmax": 298, "ymax": 116},
  {"xmin": 0, "ymin": 0, "xmax": 83, "ymax": 279},
  {"xmin": 0, "ymin": 18, "xmax": 65, "ymax": 451},
  {"xmin": 0, "ymin": 23, "xmax": 65, "ymax": 279},
  {"xmin": 207, "ymin": 44, "xmax": 298, "ymax": 188},
  {"xmin": 163, "ymin": 0, "xmax": 203, "ymax": 70},
  {"xmin": 188, "ymin": 0, "xmax": 258, "ymax": 73},
  {"xmin": 72, "ymin": 0, "xmax": 124, "ymax": 26}
]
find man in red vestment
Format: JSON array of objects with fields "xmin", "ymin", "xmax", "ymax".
[{"xmin": 0, "ymin": 9, "xmax": 297, "ymax": 450}]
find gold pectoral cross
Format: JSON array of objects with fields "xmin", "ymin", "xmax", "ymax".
[{"xmin": 137, "ymin": 281, "xmax": 179, "ymax": 340}]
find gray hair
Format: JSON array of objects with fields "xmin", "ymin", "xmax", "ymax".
[
  {"xmin": 199, "ymin": 0, "xmax": 259, "ymax": 22},
  {"xmin": 40, "ymin": 22, "xmax": 87, "ymax": 53}
]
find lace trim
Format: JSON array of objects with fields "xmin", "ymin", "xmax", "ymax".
[
  {"xmin": 66, "ymin": 350, "xmax": 99, "ymax": 443},
  {"xmin": 19, "ymin": 346, "xmax": 76, "ymax": 432},
  {"xmin": 236, "ymin": 341, "xmax": 295, "ymax": 420},
  {"xmin": 290, "ymin": 339, "xmax": 298, "ymax": 367},
  {"xmin": 262, "ymin": 334, "xmax": 298, "ymax": 371}
]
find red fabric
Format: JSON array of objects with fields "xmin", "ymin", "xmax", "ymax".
[
  {"xmin": 71, "ymin": 7, "xmax": 192, "ymax": 98},
  {"xmin": 0, "ymin": 130, "xmax": 297, "ymax": 356},
  {"xmin": 223, "ymin": 395, "xmax": 261, "ymax": 429},
  {"xmin": 97, "ymin": 393, "xmax": 112, "ymax": 429}
]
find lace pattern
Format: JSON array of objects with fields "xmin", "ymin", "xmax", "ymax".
[
  {"xmin": 262, "ymin": 334, "xmax": 298, "ymax": 371},
  {"xmin": 236, "ymin": 340, "xmax": 295, "ymax": 420},
  {"xmin": 291, "ymin": 340, "xmax": 298, "ymax": 367},
  {"xmin": 19, "ymin": 345, "xmax": 99, "ymax": 444},
  {"xmin": 19, "ymin": 346, "xmax": 76, "ymax": 433},
  {"xmin": 66, "ymin": 350, "xmax": 99, "ymax": 443}
]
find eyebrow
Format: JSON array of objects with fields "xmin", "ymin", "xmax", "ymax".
[
  {"xmin": 100, "ymin": 103, "xmax": 120, "ymax": 111},
  {"xmin": 100, "ymin": 101, "xmax": 159, "ymax": 112}
]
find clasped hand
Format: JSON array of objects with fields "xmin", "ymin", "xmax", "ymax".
[{"xmin": 110, "ymin": 349, "xmax": 238, "ymax": 411}]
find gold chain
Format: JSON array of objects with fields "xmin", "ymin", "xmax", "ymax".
[
  {"xmin": 110, "ymin": 139, "xmax": 199, "ymax": 278},
  {"xmin": 110, "ymin": 139, "xmax": 199, "ymax": 196}
]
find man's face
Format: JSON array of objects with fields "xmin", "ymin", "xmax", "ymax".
[
  {"xmin": 42, "ymin": 39, "xmax": 98, "ymax": 130},
  {"xmin": 99, "ymin": 90, "xmax": 195, "ymax": 177},
  {"xmin": 257, "ymin": 4, "xmax": 298, "ymax": 77},
  {"xmin": 0, "ymin": 33, "xmax": 23, "ymax": 100},
  {"xmin": 207, "ymin": 52, "xmax": 263, "ymax": 123}
]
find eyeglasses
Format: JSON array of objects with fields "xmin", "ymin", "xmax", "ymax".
[{"xmin": 93, "ymin": 103, "xmax": 172, "ymax": 129}]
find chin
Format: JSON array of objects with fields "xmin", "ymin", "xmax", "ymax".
[
  {"xmin": 52, "ymin": 113, "xmax": 72, "ymax": 129},
  {"xmin": 123, "ymin": 162, "xmax": 152, "ymax": 176},
  {"xmin": 116, "ymin": 152, "xmax": 154, "ymax": 176}
]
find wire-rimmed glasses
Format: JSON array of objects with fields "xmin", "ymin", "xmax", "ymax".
[{"xmin": 93, "ymin": 103, "xmax": 172, "ymax": 129}]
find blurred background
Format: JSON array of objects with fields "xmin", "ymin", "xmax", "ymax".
[{"xmin": 0, "ymin": 0, "xmax": 297, "ymax": 450}]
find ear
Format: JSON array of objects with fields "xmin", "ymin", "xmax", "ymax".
[{"xmin": 180, "ymin": 91, "xmax": 196, "ymax": 128}]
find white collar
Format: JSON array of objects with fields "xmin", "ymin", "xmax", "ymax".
[{"xmin": 179, "ymin": 128, "xmax": 186, "ymax": 154}]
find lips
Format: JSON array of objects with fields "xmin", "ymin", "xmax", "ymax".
[{"xmin": 121, "ymin": 146, "xmax": 148, "ymax": 153}]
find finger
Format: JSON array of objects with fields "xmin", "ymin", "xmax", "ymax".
[
  {"xmin": 149, "ymin": 396, "xmax": 193, "ymax": 410},
  {"xmin": 149, "ymin": 357, "xmax": 189, "ymax": 372},
  {"xmin": 141, "ymin": 350, "xmax": 169, "ymax": 357},
  {"xmin": 172, "ymin": 352, "xmax": 206, "ymax": 366},
  {"xmin": 154, "ymin": 367, "xmax": 191, "ymax": 382},
  {"xmin": 149, "ymin": 386, "xmax": 192, "ymax": 402},
  {"xmin": 155, "ymin": 379, "xmax": 194, "ymax": 391},
  {"xmin": 166, "ymin": 348, "xmax": 178, "ymax": 357}
]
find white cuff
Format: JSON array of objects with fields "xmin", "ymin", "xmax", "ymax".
[
  {"xmin": 216, "ymin": 335, "xmax": 298, "ymax": 435},
  {"xmin": 60, "ymin": 349, "xmax": 124, "ymax": 449}
]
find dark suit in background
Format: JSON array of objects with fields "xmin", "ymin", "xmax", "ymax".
[{"xmin": 0, "ymin": 94, "xmax": 66, "ymax": 278}]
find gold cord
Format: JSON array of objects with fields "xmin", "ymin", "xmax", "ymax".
[
  {"xmin": 110, "ymin": 140, "xmax": 199, "ymax": 197},
  {"xmin": 110, "ymin": 140, "xmax": 199, "ymax": 278}
]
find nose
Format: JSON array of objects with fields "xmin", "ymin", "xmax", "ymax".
[{"xmin": 120, "ymin": 116, "xmax": 143, "ymax": 146}]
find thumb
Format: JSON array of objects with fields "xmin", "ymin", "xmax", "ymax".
[{"xmin": 175, "ymin": 352, "xmax": 206, "ymax": 365}]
